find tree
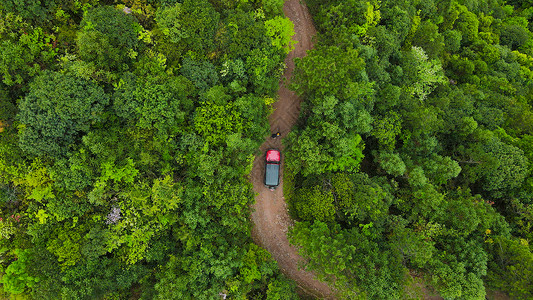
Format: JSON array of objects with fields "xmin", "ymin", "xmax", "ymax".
[
  {"xmin": 286, "ymin": 129, "xmax": 364, "ymax": 176},
  {"xmin": 0, "ymin": 40, "xmax": 39, "ymax": 86},
  {"xmin": 113, "ymin": 73, "xmax": 194, "ymax": 141},
  {"xmin": 50, "ymin": 150, "xmax": 95, "ymax": 191},
  {"xmin": 389, "ymin": 216, "xmax": 435, "ymax": 268},
  {"xmin": 373, "ymin": 151, "xmax": 406, "ymax": 177},
  {"xmin": 368, "ymin": 25, "xmax": 400, "ymax": 62},
  {"xmin": 410, "ymin": 21, "xmax": 444, "ymax": 59},
  {"xmin": 217, "ymin": 8, "xmax": 270, "ymax": 60},
  {"xmin": 155, "ymin": 0, "xmax": 220, "ymax": 56},
  {"xmin": 314, "ymin": 0, "xmax": 381, "ymax": 41},
  {"xmin": 421, "ymin": 155, "xmax": 461, "ymax": 185},
  {"xmin": 293, "ymin": 185, "xmax": 336, "ymax": 222},
  {"xmin": 76, "ymin": 6, "xmax": 139, "ymax": 70},
  {"xmin": 291, "ymin": 45, "xmax": 365, "ymax": 98},
  {"xmin": 399, "ymin": 183, "xmax": 446, "ymax": 221},
  {"xmin": 266, "ymin": 280, "xmax": 298, "ymax": 300},
  {"xmin": 0, "ymin": 87, "xmax": 16, "ymax": 120},
  {"xmin": 428, "ymin": 251, "xmax": 485, "ymax": 299},
  {"xmin": 284, "ymin": 1, "xmax": 533, "ymax": 298},
  {"xmin": 332, "ymin": 172, "xmax": 393, "ymax": 225},
  {"xmin": 380, "ymin": 5, "xmax": 411, "ymax": 42},
  {"xmin": 460, "ymin": 135, "xmax": 529, "ymax": 197},
  {"xmin": 500, "ymin": 24, "xmax": 531, "ymax": 51},
  {"xmin": 193, "ymin": 86, "xmax": 244, "ymax": 147},
  {"xmin": 180, "ymin": 57, "xmax": 219, "ymax": 92},
  {"xmin": 17, "ymin": 71, "xmax": 109, "ymax": 157},
  {"xmin": 0, "ymin": 2, "xmax": 296, "ymax": 300},
  {"xmin": 486, "ymin": 236, "xmax": 533, "ymax": 299},
  {"xmin": 0, "ymin": 249, "xmax": 40, "ymax": 294},
  {"xmin": 105, "ymin": 175, "xmax": 181, "ymax": 264},
  {"xmin": 264, "ymin": 16, "xmax": 296, "ymax": 54},
  {"xmin": 56, "ymin": 256, "xmax": 146, "ymax": 299},
  {"xmin": 232, "ymin": 95, "xmax": 270, "ymax": 140},
  {"xmin": 289, "ymin": 221, "xmax": 406, "ymax": 299},
  {"xmin": 443, "ymin": 30, "xmax": 463, "ymax": 53},
  {"xmin": 453, "ymin": 6, "xmax": 479, "ymax": 45},
  {"xmin": 245, "ymin": 47, "xmax": 284, "ymax": 95},
  {"xmin": 0, "ymin": 0, "xmax": 59, "ymax": 24},
  {"xmin": 405, "ymin": 46, "xmax": 446, "ymax": 101},
  {"xmin": 262, "ymin": 0, "xmax": 285, "ymax": 18},
  {"xmin": 371, "ymin": 112, "xmax": 402, "ymax": 150},
  {"xmin": 437, "ymin": 188, "xmax": 496, "ymax": 236}
]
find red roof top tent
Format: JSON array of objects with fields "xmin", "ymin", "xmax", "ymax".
[{"xmin": 266, "ymin": 149, "xmax": 281, "ymax": 162}]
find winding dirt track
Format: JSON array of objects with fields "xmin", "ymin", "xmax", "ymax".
[{"xmin": 250, "ymin": 1, "xmax": 335, "ymax": 299}]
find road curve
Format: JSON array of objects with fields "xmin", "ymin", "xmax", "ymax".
[{"xmin": 250, "ymin": 1, "xmax": 336, "ymax": 299}]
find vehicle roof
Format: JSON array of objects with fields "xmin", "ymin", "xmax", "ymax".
[
  {"xmin": 265, "ymin": 164, "xmax": 280, "ymax": 186},
  {"xmin": 266, "ymin": 149, "xmax": 281, "ymax": 162}
]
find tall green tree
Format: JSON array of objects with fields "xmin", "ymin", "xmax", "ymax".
[
  {"xmin": 76, "ymin": 6, "xmax": 139, "ymax": 70},
  {"xmin": 289, "ymin": 221, "xmax": 406, "ymax": 299},
  {"xmin": 155, "ymin": 0, "xmax": 220, "ymax": 57},
  {"xmin": 17, "ymin": 71, "xmax": 109, "ymax": 157}
]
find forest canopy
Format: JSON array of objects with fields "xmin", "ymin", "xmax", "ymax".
[
  {"xmin": 0, "ymin": 0, "xmax": 299, "ymax": 299},
  {"xmin": 285, "ymin": 0, "xmax": 533, "ymax": 299},
  {"xmin": 1, "ymin": 0, "xmax": 533, "ymax": 299}
]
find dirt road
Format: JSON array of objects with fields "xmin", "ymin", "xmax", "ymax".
[{"xmin": 249, "ymin": 1, "xmax": 335, "ymax": 299}]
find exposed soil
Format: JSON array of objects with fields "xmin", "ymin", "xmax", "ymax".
[
  {"xmin": 405, "ymin": 270, "xmax": 443, "ymax": 300},
  {"xmin": 249, "ymin": 0, "xmax": 335, "ymax": 299},
  {"xmin": 486, "ymin": 290, "xmax": 511, "ymax": 300}
]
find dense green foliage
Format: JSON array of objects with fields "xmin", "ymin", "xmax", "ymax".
[
  {"xmin": 3, "ymin": 0, "xmax": 533, "ymax": 299},
  {"xmin": 0, "ymin": 1, "xmax": 298, "ymax": 299},
  {"xmin": 286, "ymin": 0, "xmax": 533, "ymax": 299}
]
